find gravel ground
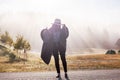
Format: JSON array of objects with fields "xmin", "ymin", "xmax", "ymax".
[{"xmin": 0, "ymin": 69, "xmax": 120, "ymax": 80}]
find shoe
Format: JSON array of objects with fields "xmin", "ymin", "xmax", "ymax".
[
  {"xmin": 56, "ymin": 75, "xmax": 62, "ymax": 80},
  {"xmin": 58, "ymin": 77, "xmax": 62, "ymax": 80},
  {"xmin": 65, "ymin": 74, "xmax": 70, "ymax": 80},
  {"xmin": 65, "ymin": 77, "xmax": 70, "ymax": 80},
  {"xmin": 56, "ymin": 75, "xmax": 60, "ymax": 78}
]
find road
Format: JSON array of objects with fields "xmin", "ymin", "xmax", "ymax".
[{"xmin": 0, "ymin": 69, "xmax": 120, "ymax": 80}]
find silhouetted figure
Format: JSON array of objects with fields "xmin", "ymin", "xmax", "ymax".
[{"xmin": 41, "ymin": 19, "xmax": 69, "ymax": 80}]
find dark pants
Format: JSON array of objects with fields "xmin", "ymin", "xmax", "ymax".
[{"xmin": 53, "ymin": 41, "xmax": 67, "ymax": 73}]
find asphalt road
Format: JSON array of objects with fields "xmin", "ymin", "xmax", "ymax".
[{"xmin": 0, "ymin": 69, "xmax": 120, "ymax": 80}]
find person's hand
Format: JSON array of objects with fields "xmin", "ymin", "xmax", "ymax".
[{"xmin": 62, "ymin": 24, "xmax": 66, "ymax": 27}]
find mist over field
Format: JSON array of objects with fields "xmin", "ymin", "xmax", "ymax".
[
  {"xmin": 0, "ymin": 0, "xmax": 120, "ymax": 54},
  {"xmin": 0, "ymin": 17, "xmax": 120, "ymax": 54}
]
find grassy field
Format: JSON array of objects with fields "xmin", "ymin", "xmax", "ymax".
[{"xmin": 1, "ymin": 49, "xmax": 120, "ymax": 72}]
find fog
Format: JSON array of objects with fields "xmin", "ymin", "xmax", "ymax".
[
  {"xmin": 0, "ymin": 0, "xmax": 120, "ymax": 54},
  {"xmin": 1, "ymin": 12, "xmax": 120, "ymax": 54}
]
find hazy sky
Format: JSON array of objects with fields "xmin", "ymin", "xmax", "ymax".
[
  {"xmin": 0, "ymin": 0, "xmax": 120, "ymax": 53},
  {"xmin": 0, "ymin": 0, "xmax": 120, "ymax": 25}
]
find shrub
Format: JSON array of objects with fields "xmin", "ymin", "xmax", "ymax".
[
  {"xmin": 0, "ymin": 45, "xmax": 8, "ymax": 56},
  {"xmin": 106, "ymin": 50, "xmax": 116, "ymax": 55},
  {"xmin": 0, "ymin": 49, "xmax": 9, "ymax": 56},
  {"xmin": 118, "ymin": 50, "xmax": 120, "ymax": 54},
  {"xmin": 9, "ymin": 52, "xmax": 16, "ymax": 62}
]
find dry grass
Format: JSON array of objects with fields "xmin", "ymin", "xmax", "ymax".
[
  {"xmin": 1, "ymin": 53, "xmax": 120, "ymax": 72},
  {"xmin": 67, "ymin": 54, "xmax": 120, "ymax": 70}
]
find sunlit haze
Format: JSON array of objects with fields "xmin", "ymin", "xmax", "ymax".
[{"xmin": 0, "ymin": 0, "xmax": 120, "ymax": 54}]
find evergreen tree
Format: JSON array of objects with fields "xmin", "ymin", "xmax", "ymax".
[
  {"xmin": 0, "ymin": 31, "xmax": 13, "ymax": 46},
  {"xmin": 14, "ymin": 35, "xmax": 24, "ymax": 50},
  {"xmin": 14, "ymin": 35, "xmax": 31, "ymax": 59}
]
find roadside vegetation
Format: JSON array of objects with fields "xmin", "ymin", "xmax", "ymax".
[
  {"xmin": 0, "ymin": 30, "xmax": 120, "ymax": 72},
  {"xmin": 1, "ymin": 49, "xmax": 120, "ymax": 72}
]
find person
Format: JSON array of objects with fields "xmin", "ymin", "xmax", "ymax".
[
  {"xmin": 49, "ymin": 19, "xmax": 69, "ymax": 80},
  {"xmin": 41, "ymin": 19, "xmax": 69, "ymax": 80}
]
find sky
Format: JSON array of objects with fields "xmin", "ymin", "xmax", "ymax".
[{"xmin": 0, "ymin": 0, "xmax": 120, "ymax": 53}]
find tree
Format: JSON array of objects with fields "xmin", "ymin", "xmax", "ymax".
[
  {"xmin": 14, "ymin": 35, "xmax": 31, "ymax": 59},
  {"xmin": 14, "ymin": 35, "xmax": 24, "ymax": 50},
  {"xmin": 23, "ymin": 40, "xmax": 31, "ymax": 59},
  {"xmin": 0, "ymin": 31, "xmax": 13, "ymax": 46},
  {"xmin": 23, "ymin": 40, "xmax": 31, "ymax": 51}
]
